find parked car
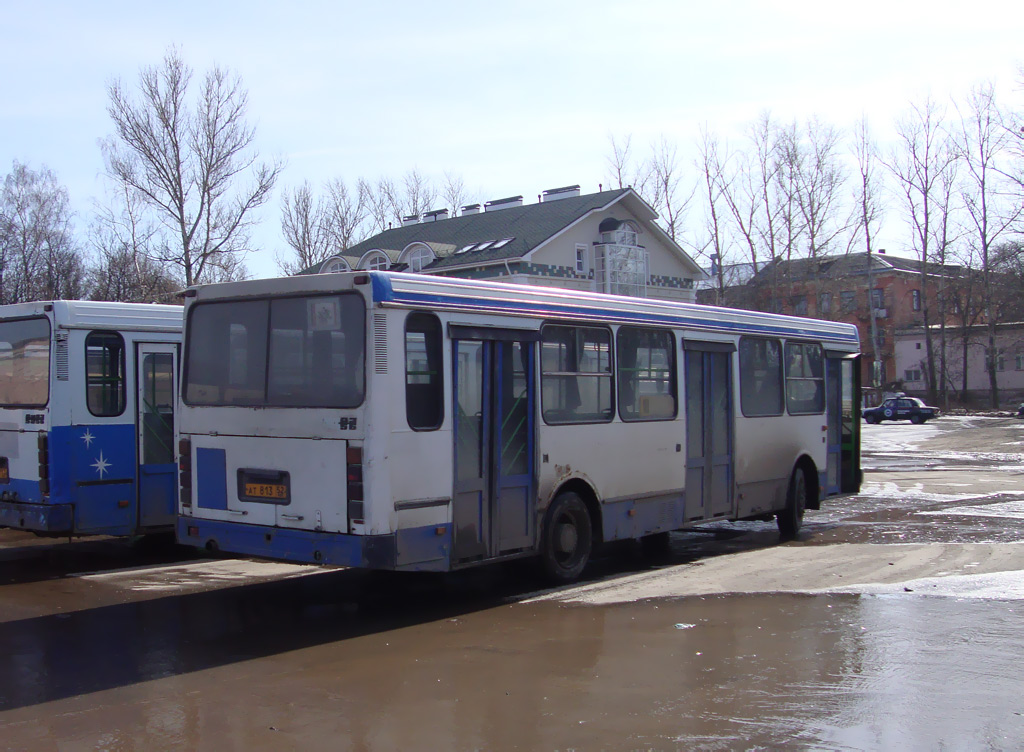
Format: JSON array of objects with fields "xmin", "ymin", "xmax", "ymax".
[{"xmin": 863, "ymin": 396, "xmax": 940, "ymax": 424}]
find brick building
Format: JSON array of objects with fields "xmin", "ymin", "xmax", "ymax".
[{"xmin": 697, "ymin": 251, "xmax": 963, "ymax": 400}]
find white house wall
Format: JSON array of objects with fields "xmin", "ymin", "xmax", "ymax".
[{"xmin": 526, "ymin": 207, "xmax": 697, "ymax": 303}]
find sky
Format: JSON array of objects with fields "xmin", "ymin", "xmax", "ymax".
[{"xmin": 2, "ymin": 0, "xmax": 1022, "ymax": 279}]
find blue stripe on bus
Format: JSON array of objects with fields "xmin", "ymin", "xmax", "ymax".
[
  {"xmin": 177, "ymin": 517, "xmax": 451, "ymax": 571},
  {"xmin": 371, "ymin": 277, "xmax": 858, "ymax": 345}
]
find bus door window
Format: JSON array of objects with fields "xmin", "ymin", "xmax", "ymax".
[
  {"xmin": 141, "ymin": 352, "xmax": 174, "ymax": 465},
  {"xmin": 86, "ymin": 331, "xmax": 126, "ymax": 417}
]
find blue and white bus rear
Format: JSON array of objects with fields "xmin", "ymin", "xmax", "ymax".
[
  {"xmin": 177, "ymin": 271, "xmax": 861, "ymax": 581},
  {"xmin": 0, "ymin": 301, "xmax": 182, "ymax": 538}
]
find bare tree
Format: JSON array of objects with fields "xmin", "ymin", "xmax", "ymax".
[
  {"xmin": 695, "ymin": 126, "xmax": 731, "ymax": 303},
  {"xmin": 887, "ymin": 96, "xmax": 959, "ymax": 404},
  {"xmin": 954, "ymin": 82, "xmax": 1023, "ymax": 407},
  {"xmin": 103, "ymin": 47, "xmax": 281, "ymax": 286},
  {"xmin": 749, "ymin": 112, "xmax": 784, "ymax": 265},
  {"xmin": 88, "ymin": 182, "xmax": 179, "ymax": 301},
  {"xmin": 605, "ymin": 133, "xmax": 654, "ymax": 197},
  {"xmin": 794, "ymin": 117, "xmax": 849, "ymax": 258},
  {"xmin": 441, "ymin": 171, "xmax": 473, "ymax": 217},
  {"xmin": 648, "ymin": 136, "xmax": 695, "ymax": 243},
  {"xmin": 0, "ymin": 161, "xmax": 84, "ymax": 303},
  {"xmin": 360, "ymin": 177, "xmax": 395, "ymax": 235},
  {"xmin": 773, "ymin": 121, "xmax": 806, "ymax": 263},
  {"xmin": 323, "ymin": 177, "xmax": 367, "ymax": 252},
  {"xmin": 278, "ymin": 181, "xmax": 332, "ymax": 275}
]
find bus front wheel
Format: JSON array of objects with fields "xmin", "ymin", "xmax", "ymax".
[
  {"xmin": 540, "ymin": 492, "xmax": 593, "ymax": 583},
  {"xmin": 777, "ymin": 467, "xmax": 807, "ymax": 541}
]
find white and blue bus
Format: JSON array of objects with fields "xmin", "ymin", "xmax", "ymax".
[
  {"xmin": 0, "ymin": 301, "xmax": 182, "ymax": 538},
  {"xmin": 177, "ymin": 272, "xmax": 861, "ymax": 581}
]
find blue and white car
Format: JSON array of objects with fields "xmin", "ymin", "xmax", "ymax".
[{"xmin": 863, "ymin": 396, "xmax": 939, "ymax": 424}]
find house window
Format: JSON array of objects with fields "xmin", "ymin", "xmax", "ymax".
[
  {"xmin": 406, "ymin": 247, "xmax": 434, "ymax": 273},
  {"xmin": 840, "ymin": 291, "xmax": 856, "ymax": 312},
  {"xmin": 905, "ymin": 368, "xmax": 923, "ymax": 382},
  {"xmin": 593, "ymin": 244, "xmax": 647, "ymax": 296},
  {"xmin": 86, "ymin": 331, "xmax": 126, "ymax": 417},
  {"xmin": 791, "ymin": 296, "xmax": 808, "ymax": 316},
  {"xmin": 575, "ymin": 243, "xmax": 588, "ymax": 274},
  {"xmin": 916, "ymin": 342, "xmax": 922, "ymax": 350},
  {"xmin": 818, "ymin": 293, "xmax": 831, "ymax": 315},
  {"xmin": 984, "ymin": 350, "xmax": 1005, "ymax": 371},
  {"xmin": 870, "ymin": 288, "xmax": 884, "ymax": 309},
  {"xmin": 362, "ymin": 253, "xmax": 389, "ymax": 271},
  {"xmin": 1016, "ymin": 354, "xmax": 1024, "ymax": 371},
  {"xmin": 322, "ymin": 258, "xmax": 350, "ymax": 274},
  {"xmin": 912, "ymin": 289, "xmax": 921, "ymax": 311}
]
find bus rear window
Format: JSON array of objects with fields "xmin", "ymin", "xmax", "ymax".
[
  {"xmin": 0, "ymin": 317, "xmax": 50, "ymax": 407},
  {"xmin": 185, "ymin": 294, "xmax": 365, "ymax": 408}
]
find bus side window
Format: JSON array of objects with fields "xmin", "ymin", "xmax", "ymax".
[
  {"xmin": 739, "ymin": 336, "xmax": 783, "ymax": 417},
  {"xmin": 617, "ymin": 326, "xmax": 676, "ymax": 421},
  {"xmin": 784, "ymin": 341, "xmax": 825, "ymax": 414},
  {"xmin": 406, "ymin": 312, "xmax": 443, "ymax": 430},
  {"xmin": 541, "ymin": 324, "xmax": 613, "ymax": 424},
  {"xmin": 86, "ymin": 331, "xmax": 126, "ymax": 417}
]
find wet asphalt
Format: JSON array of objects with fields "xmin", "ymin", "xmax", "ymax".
[{"xmin": 1, "ymin": 416, "xmax": 1023, "ymax": 750}]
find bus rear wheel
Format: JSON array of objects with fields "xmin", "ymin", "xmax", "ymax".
[
  {"xmin": 540, "ymin": 492, "xmax": 593, "ymax": 583},
  {"xmin": 777, "ymin": 467, "xmax": 807, "ymax": 541}
]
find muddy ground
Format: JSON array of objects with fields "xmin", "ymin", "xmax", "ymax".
[{"xmin": 1, "ymin": 416, "xmax": 1023, "ymax": 750}]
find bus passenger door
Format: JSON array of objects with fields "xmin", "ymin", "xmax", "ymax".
[
  {"xmin": 684, "ymin": 344, "xmax": 734, "ymax": 521},
  {"xmin": 136, "ymin": 343, "xmax": 178, "ymax": 529},
  {"xmin": 824, "ymin": 356, "xmax": 843, "ymax": 496},
  {"xmin": 452, "ymin": 335, "xmax": 536, "ymax": 562}
]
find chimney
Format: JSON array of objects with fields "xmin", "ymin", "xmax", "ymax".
[
  {"xmin": 461, "ymin": 203, "xmax": 481, "ymax": 216},
  {"xmin": 402, "ymin": 214, "xmax": 419, "ymax": 226},
  {"xmin": 541, "ymin": 185, "xmax": 581, "ymax": 202},
  {"xmin": 421, "ymin": 208, "xmax": 449, "ymax": 223},
  {"xmin": 484, "ymin": 195, "xmax": 523, "ymax": 212}
]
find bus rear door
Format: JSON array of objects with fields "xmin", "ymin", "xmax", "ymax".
[
  {"xmin": 451, "ymin": 330, "xmax": 536, "ymax": 563},
  {"xmin": 136, "ymin": 342, "xmax": 178, "ymax": 529}
]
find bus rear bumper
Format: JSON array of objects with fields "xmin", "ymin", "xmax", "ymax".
[
  {"xmin": 0, "ymin": 499, "xmax": 74, "ymax": 534},
  {"xmin": 176, "ymin": 517, "xmax": 452, "ymax": 572}
]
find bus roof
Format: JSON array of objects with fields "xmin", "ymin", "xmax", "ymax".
[
  {"xmin": 373, "ymin": 273, "xmax": 860, "ymax": 349},
  {"xmin": 0, "ymin": 301, "xmax": 183, "ymax": 332},
  {"xmin": 186, "ymin": 271, "xmax": 860, "ymax": 350}
]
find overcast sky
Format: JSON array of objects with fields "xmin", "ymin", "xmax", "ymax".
[{"xmin": 2, "ymin": 0, "xmax": 1022, "ymax": 278}]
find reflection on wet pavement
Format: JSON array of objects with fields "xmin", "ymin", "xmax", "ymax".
[
  {"xmin": 1, "ymin": 581, "xmax": 1021, "ymax": 750},
  {"xmin": 2, "ymin": 416, "xmax": 1024, "ymax": 749}
]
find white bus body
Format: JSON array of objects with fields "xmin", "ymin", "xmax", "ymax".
[
  {"xmin": 177, "ymin": 272, "xmax": 861, "ymax": 580},
  {"xmin": 0, "ymin": 301, "xmax": 182, "ymax": 537}
]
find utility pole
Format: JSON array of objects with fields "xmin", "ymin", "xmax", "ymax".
[{"xmin": 867, "ymin": 249, "xmax": 884, "ymax": 391}]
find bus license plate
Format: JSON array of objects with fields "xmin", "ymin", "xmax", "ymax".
[{"xmin": 244, "ymin": 482, "xmax": 287, "ymax": 500}]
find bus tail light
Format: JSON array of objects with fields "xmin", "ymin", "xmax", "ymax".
[
  {"xmin": 178, "ymin": 438, "xmax": 192, "ymax": 507},
  {"xmin": 347, "ymin": 444, "xmax": 364, "ymax": 523},
  {"xmin": 37, "ymin": 433, "xmax": 49, "ymax": 496}
]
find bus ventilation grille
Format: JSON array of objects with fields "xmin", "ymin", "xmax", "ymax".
[
  {"xmin": 373, "ymin": 313, "xmax": 388, "ymax": 374},
  {"xmin": 55, "ymin": 332, "xmax": 69, "ymax": 381}
]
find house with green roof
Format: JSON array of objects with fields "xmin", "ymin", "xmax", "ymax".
[{"xmin": 310, "ymin": 186, "xmax": 705, "ymax": 302}]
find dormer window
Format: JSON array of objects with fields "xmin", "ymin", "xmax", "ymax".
[
  {"xmin": 401, "ymin": 244, "xmax": 435, "ymax": 273},
  {"xmin": 360, "ymin": 250, "xmax": 390, "ymax": 271},
  {"xmin": 320, "ymin": 257, "xmax": 351, "ymax": 274}
]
